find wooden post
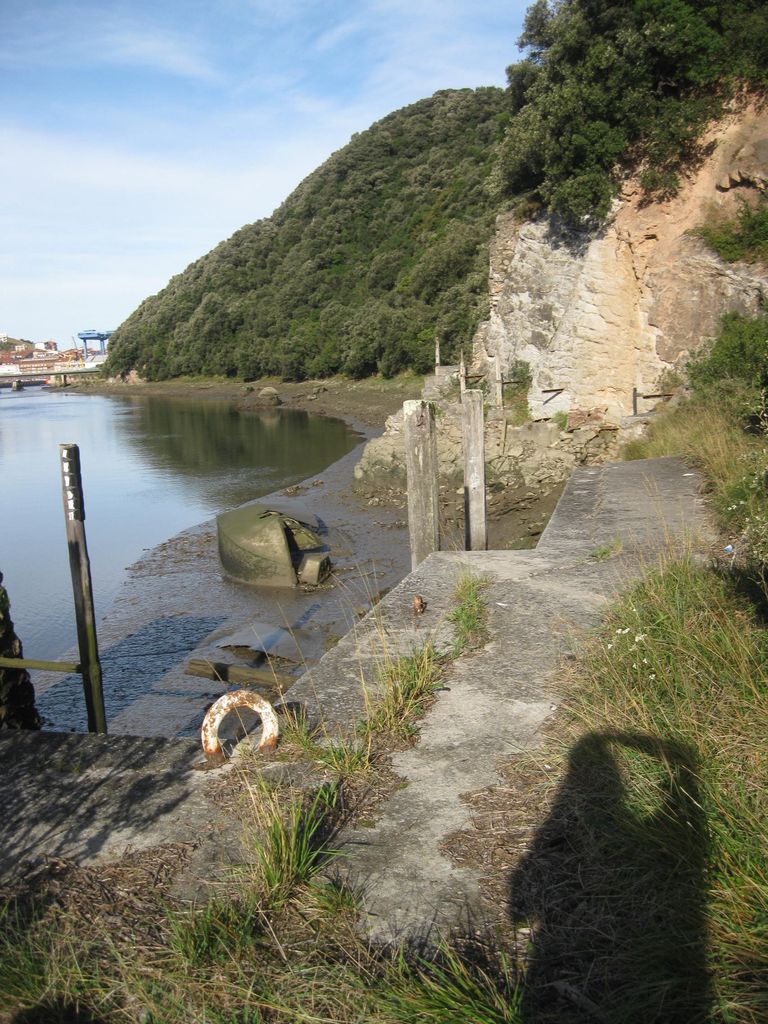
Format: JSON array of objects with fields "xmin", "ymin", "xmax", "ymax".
[
  {"xmin": 459, "ymin": 351, "xmax": 467, "ymax": 396},
  {"xmin": 462, "ymin": 389, "xmax": 487, "ymax": 551},
  {"xmin": 494, "ymin": 353, "xmax": 504, "ymax": 408},
  {"xmin": 434, "ymin": 337, "xmax": 441, "ymax": 370},
  {"xmin": 403, "ymin": 401, "xmax": 440, "ymax": 570},
  {"xmin": 59, "ymin": 443, "xmax": 107, "ymax": 734}
]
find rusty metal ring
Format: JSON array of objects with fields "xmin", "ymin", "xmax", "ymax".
[{"xmin": 201, "ymin": 689, "xmax": 279, "ymax": 759}]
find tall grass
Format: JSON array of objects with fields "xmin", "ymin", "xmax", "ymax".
[
  {"xmin": 447, "ymin": 574, "xmax": 490, "ymax": 656},
  {"xmin": 241, "ymin": 778, "xmax": 339, "ymax": 913},
  {"xmin": 562, "ymin": 557, "xmax": 768, "ymax": 1021},
  {"xmin": 363, "ymin": 642, "xmax": 444, "ymax": 741},
  {"xmin": 623, "ymin": 389, "xmax": 753, "ymax": 499}
]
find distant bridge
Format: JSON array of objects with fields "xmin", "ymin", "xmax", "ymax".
[{"xmin": 0, "ymin": 364, "xmax": 103, "ymax": 388}]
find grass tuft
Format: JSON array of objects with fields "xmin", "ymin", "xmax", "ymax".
[
  {"xmin": 382, "ymin": 943, "xmax": 522, "ymax": 1023},
  {"xmin": 241, "ymin": 778, "xmax": 339, "ymax": 913},
  {"xmin": 363, "ymin": 642, "xmax": 444, "ymax": 741},
  {"xmin": 447, "ymin": 573, "xmax": 490, "ymax": 656}
]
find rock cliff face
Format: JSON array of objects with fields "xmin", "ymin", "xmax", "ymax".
[
  {"xmin": 354, "ymin": 102, "xmax": 767, "ymax": 513},
  {"xmin": 473, "ymin": 102, "xmax": 768, "ymax": 422}
]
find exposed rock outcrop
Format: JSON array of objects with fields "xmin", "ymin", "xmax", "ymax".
[
  {"xmin": 0, "ymin": 573, "xmax": 41, "ymax": 730},
  {"xmin": 354, "ymin": 402, "xmax": 620, "ymax": 521},
  {"xmin": 473, "ymin": 102, "xmax": 768, "ymax": 422}
]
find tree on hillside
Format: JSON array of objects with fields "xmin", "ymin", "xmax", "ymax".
[{"xmin": 496, "ymin": 0, "xmax": 768, "ymax": 222}]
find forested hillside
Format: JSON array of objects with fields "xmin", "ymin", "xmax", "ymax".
[
  {"xmin": 106, "ymin": 0, "xmax": 767, "ymax": 383},
  {"xmin": 106, "ymin": 88, "xmax": 507, "ymax": 381}
]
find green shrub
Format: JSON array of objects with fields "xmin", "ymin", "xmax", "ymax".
[
  {"xmin": 687, "ymin": 311, "xmax": 768, "ymax": 392},
  {"xmin": 697, "ymin": 197, "xmax": 768, "ymax": 264},
  {"xmin": 496, "ymin": 0, "xmax": 768, "ymax": 224}
]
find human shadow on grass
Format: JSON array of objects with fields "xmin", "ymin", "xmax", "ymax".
[
  {"xmin": 509, "ymin": 731, "xmax": 710, "ymax": 1024},
  {"xmin": 11, "ymin": 999, "xmax": 104, "ymax": 1023}
]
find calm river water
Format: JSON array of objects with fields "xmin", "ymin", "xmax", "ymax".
[{"xmin": 0, "ymin": 387, "xmax": 360, "ymax": 663}]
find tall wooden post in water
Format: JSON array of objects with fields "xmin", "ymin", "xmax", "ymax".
[
  {"xmin": 462, "ymin": 389, "xmax": 487, "ymax": 551},
  {"xmin": 59, "ymin": 443, "xmax": 107, "ymax": 734},
  {"xmin": 403, "ymin": 401, "xmax": 440, "ymax": 570}
]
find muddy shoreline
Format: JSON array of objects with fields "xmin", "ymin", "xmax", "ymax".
[
  {"xmin": 34, "ymin": 378, "xmax": 421, "ymax": 736},
  {"xmin": 34, "ymin": 375, "xmax": 561, "ymax": 735},
  {"xmin": 78, "ymin": 374, "xmax": 425, "ymax": 433}
]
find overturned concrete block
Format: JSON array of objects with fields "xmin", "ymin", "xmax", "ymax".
[
  {"xmin": 297, "ymin": 553, "xmax": 331, "ymax": 586},
  {"xmin": 217, "ymin": 503, "xmax": 328, "ymax": 588}
]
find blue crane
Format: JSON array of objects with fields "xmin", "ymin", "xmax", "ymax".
[{"xmin": 77, "ymin": 330, "xmax": 113, "ymax": 358}]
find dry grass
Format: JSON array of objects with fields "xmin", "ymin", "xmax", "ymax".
[{"xmin": 624, "ymin": 392, "xmax": 752, "ymax": 496}]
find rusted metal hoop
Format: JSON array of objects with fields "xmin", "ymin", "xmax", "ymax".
[{"xmin": 201, "ymin": 689, "xmax": 279, "ymax": 759}]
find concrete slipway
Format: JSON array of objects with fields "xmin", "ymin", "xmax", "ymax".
[{"xmin": 0, "ymin": 456, "xmax": 712, "ymax": 931}]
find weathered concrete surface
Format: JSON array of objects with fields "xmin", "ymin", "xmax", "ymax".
[
  {"xmin": 0, "ymin": 730, "xmax": 236, "ymax": 895},
  {"xmin": 305, "ymin": 456, "xmax": 713, "ymax": 941}
]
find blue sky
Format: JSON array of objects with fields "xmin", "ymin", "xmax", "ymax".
[{"xmin": 1, "ymin": 1, "xmax": 527, "ymax": 343}]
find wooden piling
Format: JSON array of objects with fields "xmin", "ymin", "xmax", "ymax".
[
  {"xmin": 459, "ymin": 351, "xmax": 467, "ymax": 396},
  {"xmin": 462, "ymin": 389, "xmax": 487, "ymax": 551},
  {"xmin": 434, "ymin": 337, "xmax": 441, "ymax": 370},
  {"xmin": 59, "ymin": 443, "xmax": 107, "ymax": 734},
  {"xmin": 403, "ymin": 400, "xmax": 440, "ymax": 570},
  {"xmin": 494, "ymin": 353, "xmax": 504, "ymax": 408}
]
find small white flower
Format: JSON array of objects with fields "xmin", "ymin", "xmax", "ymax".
[
  {"xmin": 642, "ymin": 657, "xmax": 649, "ymax": 664},
  {"xmin": 606, "ymin": 643, "xmax": 613, "ymax": 649},
  {"xmin": 635, "ymin": 633, "xmax": 647, "ymax": 642},
  {"xmin": 649, "ymin": 673, "xmax": 656, "ymax": 680},
  {"xmin": 632, "ymin": 662, "xmax": 637, "ymax": 669}
]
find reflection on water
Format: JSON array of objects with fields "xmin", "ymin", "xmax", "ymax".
[
  {"xmin": 122, "ymin": 397, "xmax": 355, "ymax": 495},
  {"xmin": 0, "ymin": 389, "xmax": 360, "ymax": 662}
]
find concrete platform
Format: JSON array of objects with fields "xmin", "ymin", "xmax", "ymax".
[
  {"xmin": 291, "ymin": 456, "xmax": 713, "ymax": 941},
  {"xmin": 0, "ymin": 730, "xmax": 246, "ymax": 897}
]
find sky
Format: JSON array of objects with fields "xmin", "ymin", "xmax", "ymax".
[{"xmin": 1, "ymin": 1, "xmax": 528, "ymax": 344}]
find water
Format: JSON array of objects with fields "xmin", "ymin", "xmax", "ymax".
[{"xmin": 0, "ymin": 387, "xmax": 360, "ymax": 662}]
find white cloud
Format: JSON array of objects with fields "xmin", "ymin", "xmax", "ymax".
[
  {"xmin": 313, "ymin": 18, "xmax": 364, "ymax": 53},
  {"xmin": 99, "ymin": 26, "xmax": 221, "ymax": 82},
  {"xmin": 0, "ymin": 7, "xmax": 221, "ymax": 81}
]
